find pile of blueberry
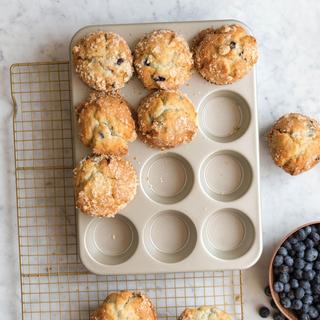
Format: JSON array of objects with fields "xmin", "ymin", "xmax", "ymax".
[{"xmin": 272, "ymin": 224, "xmax": 320, "ymax": 320}]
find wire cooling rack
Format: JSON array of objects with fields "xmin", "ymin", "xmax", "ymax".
[{"xmin": 10, "ymin": 61, "xmax": 244, "ymax": 320}]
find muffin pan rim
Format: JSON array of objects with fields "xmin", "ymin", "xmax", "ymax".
[{"xmin": 70, "ymin": 19, "xmax": 262, "ymax": 275}]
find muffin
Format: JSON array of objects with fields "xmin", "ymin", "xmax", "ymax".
[
  {"xmin": 193, "ymin": 24, "xmax": 258, "ymax": 85},
  {"xmin": 137, "ymin": 90, "xmax": 197, "ymax": 149},
  {"xmin": 178, "ymin": 306, "xmax": 231, "ymax": 320},
  {"xmin": 72, "ymin": 31, "xmax": 133, "ymax": 91},
  {"xmin": 134, "ymin": 29, "xmax": 193, "ymax": 90},
  {"xmin": 268, "ymin": 113, "xmax": 320, "ymax": 175},
  {"xmin": 76, "ymin": 91, "xmax": 136, "ymax": 156},
  {"xmin": 74, "ymin": 155, "xmax": 137, "ymax": 217},
  {"xmin": 90, "ymin": 291, "xmax": 157, "ymax": 320}
]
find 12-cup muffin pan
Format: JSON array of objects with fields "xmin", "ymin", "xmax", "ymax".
[{"xmin": 70, "ymin": 20, "xmax": 262, "ymax": 275}]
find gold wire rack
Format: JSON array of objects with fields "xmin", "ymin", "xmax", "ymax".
[{"xmin": 10, "ymin": 61, "xmax": 244, "ymax": 320}]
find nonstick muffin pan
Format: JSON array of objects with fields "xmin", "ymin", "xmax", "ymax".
[{"xmin": 70, "ymin": 20, "xmax": 262, "ymax": 275}]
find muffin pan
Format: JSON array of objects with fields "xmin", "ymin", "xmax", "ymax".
[{"xmin": 70, "ymin": 20, "xmax": 262, "ymax": 275}]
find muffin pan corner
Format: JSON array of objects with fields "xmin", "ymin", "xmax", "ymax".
[{"xmin": 70, "ymin": 19, "xmax": 262, "ymax": 274}]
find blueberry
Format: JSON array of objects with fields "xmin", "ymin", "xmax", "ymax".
[
  {"xmin": 299, "ymin": 314, "xmax": 311, "ymax": 320},
  {"xmin": 308, "ymin": 306, "xmax": 319, "ymax": 318},
  {"xmin": 302, "ymin": 304, "xmax": 310, "ymax": 314},
  {"xmin": 264, "ymin": 286, "xmax": 271, "ymax": 297},
  {"xmin": 305, "ymin": 239, "xmax": 315, "ymax": 248},
  {"xmin": 304, "ymin": 263, "xmax": 313, "ymax": 272},
  {"xmin": 258, "ymin": 306, "xmax": 270, "ymax": 318},
  {"xmin": 290, "ymin": 237, "xmax": 299, "ymax": 244},
  {"xmin": 279, "ymin": 272, "xmax": 290, "ymax": 284},
  {"xmin": 279, "ymin": 292, "xmax": 286, "ymax": 299},
  {"xmin": 305, "ymin": 248, "xmax": 318, "ymax": 262},
  {"xmin": 313, "ymin": 283, "xmax": 320, "ymax": 294},
  {"xmin": 273, "ymin": 313, "xmax": 285, "ymax": 320},
  {"xmin": 295, "ymin": 258, "xmax": 306, "ymax": 269},
  {"xmin": 284, "ymin": 256, "xmax": 294, "ymax": 267},
  {"xmin": 284, "ymin": 283, "xmax": 291, "ymax": 292},
  {"xmin": 116, "ymin": 58, "xmax": 124, "ymax": 65},
  {"xmin": 314, "ymin": 273, "xmax": 320, "ymax": 283},
  {"xmin": 229, "ymin": 41, "xmax": 236, "ymax": 49},
  {"xmin": 279, "ymin": 265, "xmax": 290, "ymax": 273},
  {"xmin": 273, "ymin": 281, "xmax": 284, "ymax": 293},
  {"xmin": 287, "ymin": 290, "xmax": 295, "ymax": 300},
  {"xmin": 311, "ymin": 225, "xmax": 318, "ymax": 233},
  {"xmin": 283, "ymin": 241, "xmax": 292, "ymax": 250},
  {"xmin": 298, "ymin": 229, "xmax": 307, "ymax": 240},
  {"xmin": 278, "ymin": 246, "xmax": 288, "ymax": 256},
  {"xmin": 289, "ymin": 249, "xmax": 296, "ymax": 257},
  {"xmin": 143, "ymin": 58, "xmax": 151, "ymax": 66},
  {"xmin": 316, "ymin": 303, "xmax": 320, "ymax": 311},
  {"xmin": 274, "ymin": 314, "xmax": 285, "ymax": 320},
  {"xmin": 314, "ymin": 260, "xmax": 320, "ymax": 270},
  {"xmin": 297, "ymin": 251, "xmax": 305, "ymax": 258},
  {"xmin": 292, "ymin": 299, "xmax": 303, "ymax": 310},
  {"xmin": 305, "ymin": 288, "xmax": 312, "ymax": 295},
  {"xmin": 273, "ymin": 255, "xmax": 284, "ymax": 267},
  {"xmin": 314, "ymin": 294, "xmax": 320, "ymax": 303},
  {"xmin": 153, "ymin": 76, "xmax": 166, "ymax": 82},
  {"xmin": 303, "ymin": 295, "xmax": 313, "ymax": 305},
  {"xmin": 305, "ymin": 226, "xmax": 313, "ymax": 235},
  {"xmin": 295, "ymin": 287, "xmax": 305, "ymax": 299},
  {"xmin": 294, "ymin": 269, "xmax": 303, "ymax": 279},
  {"xmin": 291, "ymin": 278, "xmax": 299, "ymax": 289},
  {"xmin": 300, "ymin": 280, "xmax": 311, "ymax": 290},
  {"xmin": 280, "ymin": 297, "xmax": 291, "ymax": 309},
  {"xmin": 294, "ymin": 242, "xmax": 307, "ymax": 252},
  {"xmin": 303, "ymin": 270, "xmax": 316, "ymax": 281},
  {"xmin": 270, "ymin": 299, "xmax": 277, "ymax": 308},
  {"xmin": 310, "ymin": 232, "xmax": 320, "ymax": 243}
]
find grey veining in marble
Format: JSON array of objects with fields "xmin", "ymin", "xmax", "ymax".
[{"xmin": 1, "ymin": 0, "xmax": 320, "ymax": 318}]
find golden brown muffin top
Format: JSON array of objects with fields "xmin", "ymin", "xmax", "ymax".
[
  {"xmin": 74, "ymin": 155, "xmax": 137, "ymax": 217},
  {"xmin": 137, "ymin": 90, "xmax": 197, "ymax": 149},
  {"xmin": 90, "ymin": 291, "xmax": 157, "ymax": 320},
  {"xmin": 178, "ymin": 306, "xmax": 231, "ymax": 320},
  {"xmin": 134, "ymin": 29, "xmax": 193, "ymax": 90},
  {"xmin": 76, "ymin": 91, "xmax": 136, "ymax": 156},
  {"xmin": 268, "ymin": 113, "xmax": 320, "ymax": 175},
  {"xmin": 72, "ymin": 31, "xmax": 133, "ymax": 91},
  {"xmin": 194, "ymin": 24, "xmax": 258, "ymax": 85}
]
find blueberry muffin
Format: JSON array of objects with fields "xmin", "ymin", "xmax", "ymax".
[
  {"xmin": 178, "ymin": 306, "xmax": 231, "ymax": 320},
  {"xmin": 193, "ymin": 24, "xmax": 258, "ymax": 85},
  {"xmin": 90, "ymin": 291, "xmax": 157, "ymax": 320},
  {"xmin": 72, "ymin": 31, "xmax": 133, "ymax": 91},
  {"xmin": 76, "ymin": 91, "xmax": 136, "ymax": 156},
  {"xmin": 134, "ymin": 29, "xmax": 193, "ymax": 90},
  {"xmin": 268, "ymin": 113, "xmax": 320, "ymax": 175},
  {"xmin": 137, "ymin": 90, "xmax": 197, "ymax": 149},
  {"xmin": 74, "ymin": 155, "xmax": 137, "ymax": 217}
]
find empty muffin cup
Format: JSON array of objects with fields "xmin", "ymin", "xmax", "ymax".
[
  {"xmin": 202, "ymin": 208, "xmax": 255, "ymax": 260},
  {"xmin": 85, "ymin": 215, "xmax": 138, "ymax": 265},
  {"xmin": 141, "ymin": 153, "xmax": 194, "ymax": 204},
  {"xmin": 144, "ymin": 210, "xmax": 197, "ymax": 263},
  {"xmin": 198, "ymin": 90, "xmax": 251, "ymax": 143},
  {"xmin": 200, "ymin": 150, "xmax": 252, "ymax": 202}
]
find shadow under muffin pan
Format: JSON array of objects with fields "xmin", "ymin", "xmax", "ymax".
[{"xmin": 70, "ymin": 20, "xmax": 262, "ymax": 275}]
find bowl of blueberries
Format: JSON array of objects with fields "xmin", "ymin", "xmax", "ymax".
[{"xmin": 269, "ymin": 222, "xmax": 320, "ymax": 320}]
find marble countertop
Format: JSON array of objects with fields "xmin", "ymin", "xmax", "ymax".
[{"xmin": 1, "ymin": 0, "xmax": 320, "ymax": 318}]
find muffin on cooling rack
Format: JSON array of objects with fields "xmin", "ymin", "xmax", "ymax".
[
  {"xmin": 178, "ymin": 306, "xmax": 231, "ymax": 320},
  {"xmin": 268, "ymin": 113, "xmax": 320, "ymax": 175},
  {"xmin": 137, "ymin": 90, "xmax": 197, "ymax": 149},
  {"xmin": 76, "ymin": 91, "xmax": 136, "ymax": 156},
  {"xmin": 193, "ymin": 24, "xmax": 258, "ymax": 85},
  {"xmin": 134, "ymin": 29, "xmax": 193, "ymax": 90},
  {"xmin": 74, "ymin": 155, "xmax": 137, "ymax": 217},
  {"xmin": 72, "ymin": 31, "xmax": 133, "ymax": 91},
  {"xmin": 90, "ymin": 291, "xmax": 157, "ymax": 320}
]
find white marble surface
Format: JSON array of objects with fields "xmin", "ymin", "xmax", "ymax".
[{"xmin": 1, "ymin": 0, "xmax": 320, "ymax": 318}]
